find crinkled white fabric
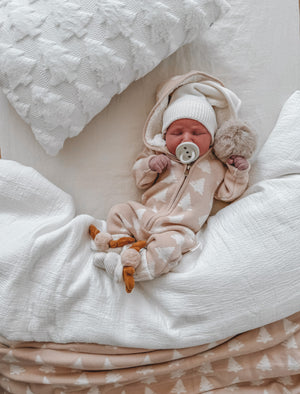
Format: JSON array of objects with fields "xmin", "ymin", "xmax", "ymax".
[
  {"xmin": 0, "ymin": 0, "xmax": 229, "ymax": 155},
  {"xmin": 0, "ymin": 91, "xmax": 300, "ymax": 347}
]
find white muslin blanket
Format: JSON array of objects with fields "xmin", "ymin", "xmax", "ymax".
[{"xmin": 1, "ymin": 92, "xmax": 300, "ymax": 348}]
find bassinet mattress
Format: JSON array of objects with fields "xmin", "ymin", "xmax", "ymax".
[{"xmin": 1, "ymin": 311, "xmax": 300, "ymax": 393}]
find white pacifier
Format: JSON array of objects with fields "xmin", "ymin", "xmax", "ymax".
[{"xmin": 175, "ymin": 142, "xmax": 200, "ymax": 164}]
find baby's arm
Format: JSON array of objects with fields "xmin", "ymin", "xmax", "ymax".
[
  {"xmin": 214, "ymin": 155, "xmax": 250, "ymax": 202},
  {"xmin": 132, "ymin": 148, "xmax": 168, "ymax": 189}
]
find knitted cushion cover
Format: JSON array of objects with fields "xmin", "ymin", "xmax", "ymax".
[{"xmin": 0, "ymin": 0, "xmax": 229, "ymax": 155}]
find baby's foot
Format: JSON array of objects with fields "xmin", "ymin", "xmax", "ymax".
[
  {"xmin": 121, "ymin": 248, "xmax": 141, "ymax": 268},
  {"xmin": 94, "ymin": 252, "xmax": 123, "ymax": 282},
  {"xmin": 93, "ymin": 252, "xmax": 106, "ymax": 269},
  {"xmin": 94, "ymin": 232, "xmax": 113, "ymax": 252},
  {"xmin": 89, "ymin": 224, "xmax": 111, "ymax": 252}
]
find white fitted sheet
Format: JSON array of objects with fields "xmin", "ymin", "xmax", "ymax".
[{"xmin": 0, "ymin": 0, "xmax": 299, "ymax": 220}]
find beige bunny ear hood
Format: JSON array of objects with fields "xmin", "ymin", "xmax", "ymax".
[{"xmin": 143, "ymin": 70, "xmax": 256, "ymax": 162}]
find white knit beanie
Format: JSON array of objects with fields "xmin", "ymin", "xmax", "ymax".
[{"xmin": 162, "ymin": 86, "xmax": 217, "ymax": 141}]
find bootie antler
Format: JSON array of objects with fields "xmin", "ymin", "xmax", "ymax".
[
  {"xmin": 123, "ymin": 266, "xmax": 135, "ymax": 293},
  {"xmin": 89, "ymin": 224, "xmax": 99, "ymax": 239},
  {"xmin": 89, "ymin": 224, "xmax": 135, "ymax": 251}
]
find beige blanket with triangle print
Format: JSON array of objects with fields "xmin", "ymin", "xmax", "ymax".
[{"xmin": 1, "ymin": 311, "xmax": 300, "ymax": 394}]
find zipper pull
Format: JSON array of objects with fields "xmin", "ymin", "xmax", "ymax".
[{"xmin": 184, "ymin": 164, "xmax": 191, "ymax": 177}]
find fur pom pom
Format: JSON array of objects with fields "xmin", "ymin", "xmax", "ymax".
[
  {"xmin": 213, "ymin": 119, "xmax": 257, "ymax": 163},
  {"xmin": 94, "ymin": 232, "xmax": 113, "ymax": 252}
]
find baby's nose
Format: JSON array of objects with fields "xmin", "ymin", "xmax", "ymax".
[{"xmin": 182, "ymin": 134, "xmax": 191, "ymax": 142}]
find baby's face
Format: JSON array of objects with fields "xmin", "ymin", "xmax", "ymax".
[{"xmin": 165, "ymin": 118, "xmax": 212, "ymax": 156}]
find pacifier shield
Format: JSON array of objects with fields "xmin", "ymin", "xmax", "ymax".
[{"xmin": 175, "ymin": 142, "xmax": 200, "ymax": 164}]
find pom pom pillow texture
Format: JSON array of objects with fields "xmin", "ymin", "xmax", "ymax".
[{"xmin": 0, "ymin": 0, "xmax": 230, "ymax": 155}]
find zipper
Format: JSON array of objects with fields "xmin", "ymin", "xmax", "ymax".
[
  {"xmin": 167, "ymin": 164, "xmax": 191, "ymax": 210},
  {"xmin": 184, "ymin": 164, "xmax": 191, "ymax": 177},
  {"xmin": 145, "ymin": 163, "xmax": 192, "ymax": 230}
]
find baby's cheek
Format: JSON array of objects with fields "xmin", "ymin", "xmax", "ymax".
[
  {"xmin": 195, "ymin": 139, "xmax": 206, "ymax": 150},
  {"xmin": 198, "ymin": 136, "xmax": 211, "ymax": 149},
  {"xmin": 166, "ymin": 137, "xmax": 179, "ymax": 155}
]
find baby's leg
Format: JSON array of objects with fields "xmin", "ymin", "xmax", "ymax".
[
  {"xmin": 136, "ymin": 228, "xmax": 196, "ymax": 281},
  {"xmin": 107, "ymin": 203, "xmax": 134, "ymax": 236},
  {"xmin": 107, "ymin": 202, "xmax": 150, "ymax": 240},
  {"xmin": 106, "ymin": 202, "xmax": 151, "ymax": 292},
  {"xmin": 90, "ymin": 202, "xmax": 138, "ymax": 252}
]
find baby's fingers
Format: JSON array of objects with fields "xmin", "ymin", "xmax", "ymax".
[
  {"xmin": 158, "ymin": 156, "xmax": 170, "ymax": 171},
  {"xmin": 156, "ymin": 164, "xmax": 163, "ymax": 173},
  {"xmin": 235, "ymin": 158, "xmax": 249, "ymax": 170},
  {"xmin": 164, "ymin": 156, "xmax": 171, "ymax": 169}
]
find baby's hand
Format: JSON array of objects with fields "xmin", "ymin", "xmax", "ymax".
[
  {"xmin": 227, "ymin": 155, "xmax": 249, "ymax": 170},
  {"xmin": 149, "ymin": 155, "xmax": 171, "ymax": 173}
]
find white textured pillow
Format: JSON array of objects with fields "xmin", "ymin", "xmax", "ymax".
[{"xmin": 0, "ymin": 0, "xmax": 229, "ymax": 155}]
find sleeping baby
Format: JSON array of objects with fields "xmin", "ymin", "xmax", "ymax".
[{"xmin": 89, "ymin": 71, "xmax": 256, "ymax": 293}]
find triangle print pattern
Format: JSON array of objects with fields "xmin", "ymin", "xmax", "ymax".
[
  {"xmin": 1, "ymin": 311, "xmax": 300, "ymax": 393},
  {"xmin": 0, "ymin": 0, "xmax": 229, "ymax": 155}
]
